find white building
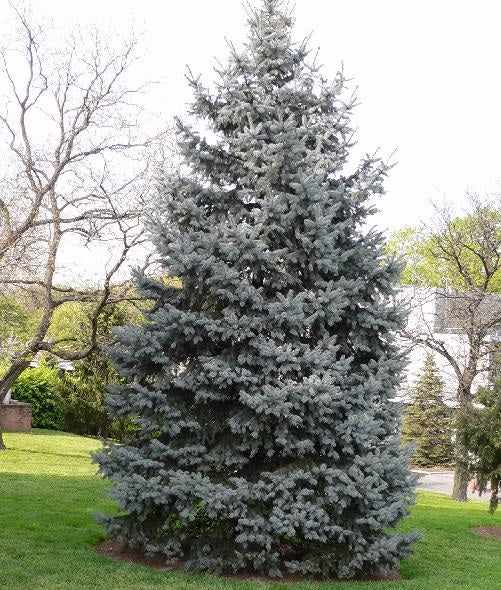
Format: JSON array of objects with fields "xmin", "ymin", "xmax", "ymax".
[{"xmin": 396, "ymin": 287, "xmax": 497, "ymax": 403}]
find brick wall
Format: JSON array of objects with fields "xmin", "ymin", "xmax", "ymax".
[{"xmin": 1, "ymin": 400, "xmax": 32, "ymax": 432}]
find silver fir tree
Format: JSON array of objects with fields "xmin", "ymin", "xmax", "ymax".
[{"xmin": 95, "ymin": 0, "xmax": 419, "ymax": 578}]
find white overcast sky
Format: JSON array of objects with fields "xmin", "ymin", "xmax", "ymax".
[{"xmin": 3, "ymin": 0, "xmax": 501, "ymax": 234}]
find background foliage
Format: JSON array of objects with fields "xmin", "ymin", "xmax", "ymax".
[
  {"xmin": 1, "ymin": 299, "xmax": 145, "ymax": 440},
  {"xmin": 12, "ymin": 365, "xmax": 63, "ymax": 430}
]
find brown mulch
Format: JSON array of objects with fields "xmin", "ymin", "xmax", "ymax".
[
  {"xmin": 471, "ymin": 526, "xmax": 501, "ymax": 541},
  {"xmin": 95, "ymin": 539, "xmax": 403, "ymax": 584}
]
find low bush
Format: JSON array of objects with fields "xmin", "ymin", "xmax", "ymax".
[
  {"xmin": 57, "ymin": 372, "xmax": 135, "ymax": 440},
  {"xmin": 11, "ymin": 364, "xmax": 134, "ymax": 440},
  {"xmin": 12, "ymin": 366, "xmax": 64, "ymax": 430},
  {"xmin": 6, "ymin": 302, "xmax": 142, "ymax": 440}
]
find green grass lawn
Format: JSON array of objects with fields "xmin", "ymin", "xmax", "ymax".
[{"xmin": 0, "ymin": 430, "xmax": 500, "ymax": 590}]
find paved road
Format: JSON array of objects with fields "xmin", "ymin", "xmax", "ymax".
[{"xmin": 413, "ymin": 470, "xmax": 488, "ymax": 501}]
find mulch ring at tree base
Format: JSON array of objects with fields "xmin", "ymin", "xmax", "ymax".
[
  {"xmin": 471, "ymin": 526, "xmax": 501, "ymax": 541},
  {"xmin": 95, "ymin": 539, "xmax": 403, "ymax": 584}
]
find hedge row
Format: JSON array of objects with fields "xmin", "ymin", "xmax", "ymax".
[{"xmin": 11, "ymin": 364, "xmax": 133, "ymax": 440}]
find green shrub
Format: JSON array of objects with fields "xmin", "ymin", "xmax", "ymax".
[
  {"xmin": 6, "ymin": 301, "xmax": 143, "ymax": 439},
  {"xmin": 12, "ymin": 366, "xmax": 64, "ymax": 430},
  {"xmin": 57, "ymin": 374, "xmax": 106, "ymax": 436},
  {"xmin": 10, "ymin": 363, "xmax": 133, "ymax": 440},
  {"xmin": 57, "ymin": 373, "xmax": 134, "ymax": 440}
]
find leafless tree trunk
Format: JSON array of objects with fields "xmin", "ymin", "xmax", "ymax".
[
  {"xmin": 0, "ymin": 5, "xmax": 166, "ymax": 448},
  {"xmin": 401, "ymin": 195, "xmax": 501, "ymax": 500}
]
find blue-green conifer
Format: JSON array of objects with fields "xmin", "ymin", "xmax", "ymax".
[{"xmin": 96, "ymin": 0, "xmax": 418, "ymax": 578}]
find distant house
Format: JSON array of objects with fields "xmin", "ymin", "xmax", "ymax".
[{"xmin": 397, "ymin": 287, "xmax": 500, "ymax": 403}]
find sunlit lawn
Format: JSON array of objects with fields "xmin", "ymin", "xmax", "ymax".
[{"xmin": 0, "ymin": 429, "xmax": 500, "ymax": 590}]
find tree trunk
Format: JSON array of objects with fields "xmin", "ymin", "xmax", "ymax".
[
  {"xmin": 452, "ymin": 456, "xmax": 469, "ymax": 501},
  {"xmin": 452, "ymin": 431, "xmax": 471, "ymax": 500},
  {"xmin": 450, "ymin": 380, "xmax": 475, "ymax": 501},
  {"xmin": 452, "ymin": 400, "xmax": 471, "ymax": 501},
  {"xmin": 0, "ymin": 359, "xmax": 31, "ymax": 451}
]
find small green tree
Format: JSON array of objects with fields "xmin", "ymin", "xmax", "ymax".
[
  {"xmin": 460, "ymin": 379, "xmax": 501, "ymax": 513},
  {"xmin": 402, "ymin": 355, "xmax": 453, "ymax": 467}
]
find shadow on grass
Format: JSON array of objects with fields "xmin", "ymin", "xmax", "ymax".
[
  {"xmin": 24, "ymin": 428, "xmax": 98, "ymax": 439},
  {"xmin": 3, "ymin": 446, "xmax": 96, "ymax": 461}
]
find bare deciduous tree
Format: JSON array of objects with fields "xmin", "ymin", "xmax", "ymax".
[
  {"xmin": 401, "ymin": 195, "xmax": 501, "ymax": 500},
  {"xmin": 0, "ymin": 5, "xmax": 166, "ymax": 448}
]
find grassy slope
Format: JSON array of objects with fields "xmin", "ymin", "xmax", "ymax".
[{"xmin": 0, "ymin": 430, "xmax": 500, "ymax": 590}]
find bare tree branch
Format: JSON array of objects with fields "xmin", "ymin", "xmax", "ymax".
[
  {"xmin": 0, "ymin": 4, "xmax": 168, "ymax": 436},
  {"xmin": 398, "ymin": 194, "xmax": 501, "ymax": 499}
]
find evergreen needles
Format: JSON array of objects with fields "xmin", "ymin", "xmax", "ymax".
[
  {"xmin": 402, "ymin": 355, "xmax": 453, "ymax": 468},
  {"xmin": 95, "ymin": 0, "xmax": 419, "ymax": 578}
]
